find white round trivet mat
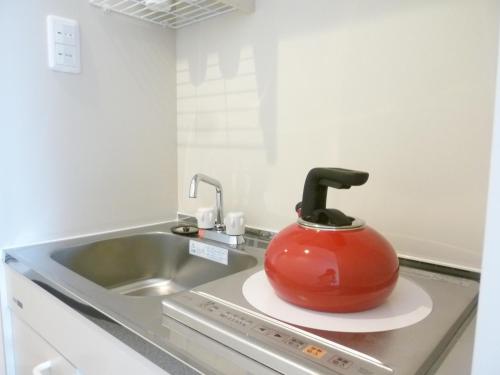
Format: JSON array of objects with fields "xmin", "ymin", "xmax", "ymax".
[{"xmin": 242, "ymin": 271, "xmax": 432, "ymax": 332}]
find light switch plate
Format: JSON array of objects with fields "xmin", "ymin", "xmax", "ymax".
[{"xmin": 47, "ymin": 15, "xmax": 81, "ymax": 74}]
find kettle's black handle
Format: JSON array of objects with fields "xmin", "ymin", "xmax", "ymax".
[{"xmin": 300, "ymin": 168, "xmax": 369, "ymax": 219}]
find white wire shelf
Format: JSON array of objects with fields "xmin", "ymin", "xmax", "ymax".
[{"xmin": 90, "ymin": 0, "xmax": 255, "ymax": 29}]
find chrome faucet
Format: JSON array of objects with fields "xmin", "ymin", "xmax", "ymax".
[{"xmin": 189, "ymin": 174, "xmax": 225, "ymax": 231}]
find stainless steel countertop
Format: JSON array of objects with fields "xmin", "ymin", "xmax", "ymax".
[
  {"xmin": 5, "ymin": 221, "xmax": 269, "ymax": 374},
  {"xmin": 435, "ymin": 317, "xmax": 476, "ymax": 375},
  {"xmin": 4, "ymin": 221, "xmax": 479, "ymax": 375}
]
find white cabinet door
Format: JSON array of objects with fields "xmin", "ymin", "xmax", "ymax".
[{"xmin": 11, "ymin": 314, "xmax": 77, "ymax": 375}]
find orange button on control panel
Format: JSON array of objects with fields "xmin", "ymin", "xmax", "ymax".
[{"xmin": 302, "ymin": 345, "xmax": 327, "ymax": 359}]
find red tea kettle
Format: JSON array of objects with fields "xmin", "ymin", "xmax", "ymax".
[{"xmin": 264, "ymin": 168, "xmax": 399, "ymax": 313}]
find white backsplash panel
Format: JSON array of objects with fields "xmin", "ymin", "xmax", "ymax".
[{"xmin": 176, "ymin": 0, "xmax": 500, "ymax": 270}]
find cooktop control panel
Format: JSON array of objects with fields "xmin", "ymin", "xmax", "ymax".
[{"xmin": 162, "ymin": 291, "xmax": 393, "ymax": 375}]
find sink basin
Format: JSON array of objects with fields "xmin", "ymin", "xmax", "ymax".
[{"xmin": 51, "ymin": 233, "xmax": 257, "ymax": 297}]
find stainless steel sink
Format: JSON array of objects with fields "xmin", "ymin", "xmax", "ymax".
[{"xmin": 51, "ymin": 233, "xmax": 257, "ymax": 297}]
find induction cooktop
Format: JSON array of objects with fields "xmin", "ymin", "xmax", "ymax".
[{"xmin": 162, "ymin": 265, "xmax": 478, "ymax": 375}]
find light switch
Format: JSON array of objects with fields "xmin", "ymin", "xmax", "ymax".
[
  {"xmin": 55, "ymin": 44, "xmax": 77, "ymax": 67},
  {"xmin": 54, "ymin": 22, "xmax": 76, "ymax": 45},
  {"xmin": 55, "ymin": 44, "xmax": 65, "ymax": 65},
  {"xmin": 47, "ymin": 15, "xmax": 81, "ymax": 74}
]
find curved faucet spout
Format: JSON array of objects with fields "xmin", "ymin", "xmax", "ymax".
[{"xmin": 189, "ymin": 174, "xmax": 224, "ymax": 230}]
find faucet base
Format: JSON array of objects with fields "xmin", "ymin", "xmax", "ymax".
[{"xmin": 198, "ymin": 229, "xmax": 245, "ymax": 246}]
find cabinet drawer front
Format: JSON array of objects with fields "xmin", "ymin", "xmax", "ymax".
[
  {"xmin": 5, "ymin": 265, "xmax": 167, "ymax": 375},
  {"xmin": 12, "ymin": 314, "xmax": 77, "ymax": 375}
]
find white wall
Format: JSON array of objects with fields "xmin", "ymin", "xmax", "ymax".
[
  {"xmin": 472, "ymin": 22, "xmax": 500, "ymax": 374},
  {"xmin": 0, "ymin": 0, "xmax": 178, "ymax": 248},
  {"xmin": 177, "ymin": 0, "xmax": 499, "ymax": 270},
  {"xmin": 0, "ymin": 2, "xmax": 177, "ymax": 373}
]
